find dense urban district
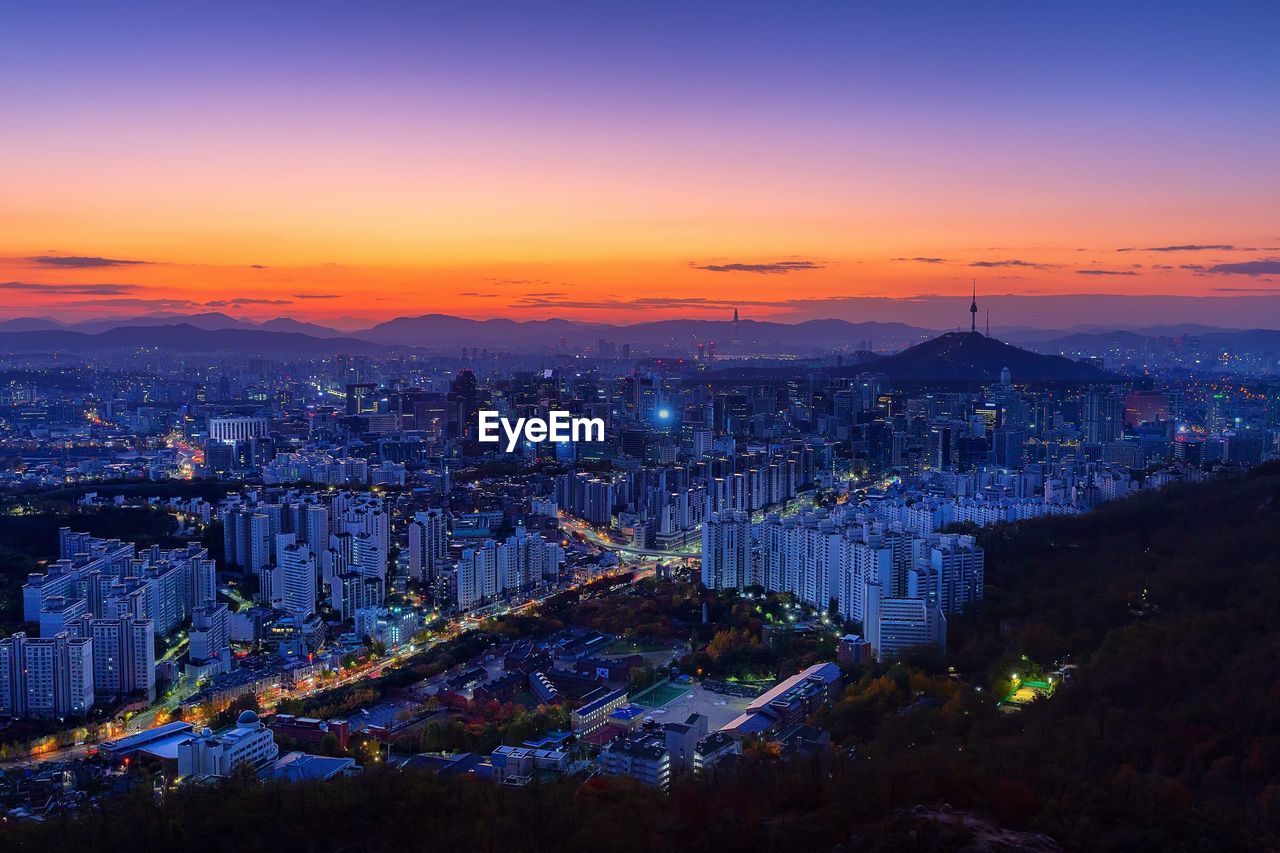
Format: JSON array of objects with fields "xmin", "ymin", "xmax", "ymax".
[{"xmin": 0, "ymin": 310, "xmax": 1278, "ymax": 851}]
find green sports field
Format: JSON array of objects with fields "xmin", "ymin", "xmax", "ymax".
[{"xmin": 631, "ymin": 680, "xmax": 689, "ymax": 708}]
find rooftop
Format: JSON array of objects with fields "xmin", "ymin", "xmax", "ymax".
[{"xmin": 264, "ymin": 751, "xmax": 357, "ymax": 783}]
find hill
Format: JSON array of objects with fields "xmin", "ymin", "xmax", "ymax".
[
  {"xmin": 864, "ymin": 330, "xmax": 1118, "ymax": 382},
  {"xmin": 356, "ymin": 314, "xmax": 587, "ymax": 349},
  {"xmin": 255, "ymin": 317, "xmax": 344, "ymax": 337},
  {"xmin": 0, "ymin": 316, "xmax": 63, "ymax": 332},
  {"xmin": 68, "ymin": 311, "xmax": 257, "ymax": 333}
]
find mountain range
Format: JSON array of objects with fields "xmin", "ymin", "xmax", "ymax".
[
  {"xmin": 0, "ymin": 323, "xmax": 384, "ymax": 355},
  {"xmin": 0, "ymin": 311, "xmax": 1275, "ymax": 359}
]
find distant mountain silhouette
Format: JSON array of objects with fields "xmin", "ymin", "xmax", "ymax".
[
  {"xmin": 0, "ymin": 323, "xmax": 385, "ymax": 354},
  {"xmin": 69, "ymin": 311, "xmax": 258, "ymax": 334},
  {"xmin": 356, "ymin": 314, "xmax": 580, "ymax": 348},
  {"xmin": 1024, "ymin": 329, "xmax": 1154, "ymax": 354},
  {"xmin": 355, "ymin": 314, "xmax": 933, "ymax": 352},
  {"xmin": 1028, "ymin": 327, "xmax": 1280, "ymax": 356},
  {"xmin": 0, "ymin": 316, "xmax": 63, "ymax": 332},
  {"xmin": 1201, "ymin": 329, "xmax": 1280, "ymax": 352},
  {"xmin": 861, "ymin": 331, "xmax": 1117, "ymax": 382},
  {"xmin": 2, "ymin": 310, "xmax": 1272, "ymax": 360},
  {"xmin": 256, "ymin": 317, "xmax": 344, "ymax": 337}
]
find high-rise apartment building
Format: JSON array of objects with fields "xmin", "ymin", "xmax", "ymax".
[{"xmin": 0, "ymin": 632, "xmax": 95, "ymax": 719}]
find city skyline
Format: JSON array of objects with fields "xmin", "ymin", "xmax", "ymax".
[
  {"xmin": 2, "ymin": 5, "xmax": 1279, "ymax": 848},
  {"xmin": 3, "ymin": 3, "xmax": 1279, "ymax": 327}
]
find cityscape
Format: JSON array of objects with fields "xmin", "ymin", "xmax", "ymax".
[{"xmin": 2, "ymin": 3, "xmax": 1280, "ymax": 853}]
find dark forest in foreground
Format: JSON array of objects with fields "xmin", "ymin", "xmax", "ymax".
[{"xmin": 6, "ymin": 464, "xmax": 1280, "ymax": 853}]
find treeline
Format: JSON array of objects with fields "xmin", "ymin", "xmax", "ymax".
[
  {"xmin": 274, "ymin": 630, "xmax": 495, "ymax": 719},
  {"xmin": 0, "ymin": 505, "xmax": 188, "ymax": 628},
  {"xmin": 410, "ymin": 703, "xmax": 572, "ymax": 755}
]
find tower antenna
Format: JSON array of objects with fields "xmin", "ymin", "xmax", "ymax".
[{"xmin": 970, "ymin": 280, "xmax": 978, "ymax": 333}]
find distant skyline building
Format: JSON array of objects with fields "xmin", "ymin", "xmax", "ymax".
[{"xmin": 207, "ymin": 416, "xmax": 269, "ymax": 443}]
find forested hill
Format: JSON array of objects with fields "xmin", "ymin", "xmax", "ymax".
[{"xmin": 5, "ymin": 464, "xmax": 1280, "ymax": 853}]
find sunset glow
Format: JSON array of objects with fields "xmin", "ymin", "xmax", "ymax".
[{"xmin": 3, "ymin": 3, "xmax": 1278, "ymax": 328}]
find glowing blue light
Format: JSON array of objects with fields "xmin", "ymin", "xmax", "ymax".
[{"xmin": 658, "ymin": 408, "xmax": 671, "ymax": 419}]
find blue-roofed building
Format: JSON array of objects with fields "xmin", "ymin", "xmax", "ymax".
[
  {"xmin": 264, "ymin": 751, "xmax": 358, "ymax": 782},
  {"xmin": 521, "ymin": 730, "xmax": 572, "ymax": 750},
  {"xmin": 606, "ymin": 703, "xmax": 647, "ymax": 730}
]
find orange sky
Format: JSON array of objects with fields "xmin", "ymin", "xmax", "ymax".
[{"xmin": 2, "ymin": 4, "xmax": 1278, "ymax": 329}]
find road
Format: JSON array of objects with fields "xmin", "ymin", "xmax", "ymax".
[
  {"xmin": 558, "ymin": 511, "xmax": 702, "ymax": 558},
  {"xmin": 275, "ymin": 559, "xmax": 656, "ymax": 703},
  {"xmin": 7, "ymin": 520, "xmax": 662, "ymax": 766},
  {"xmin": 557, "ymin": 494, "xmax": 819, "ymax": 559}
]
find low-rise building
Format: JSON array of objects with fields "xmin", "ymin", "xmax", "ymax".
[
  {"xmin": 600, "ymin": 732, "xmax": 671, "ymax": 789},
  {"xmin": 693, "ymin": 730, "xmax": 740, "ymax": 773},
  {"xmin": 489, "ymin": 745, "xmax": 569, "ymax": 782},
  {"xmin": 721, "ymin": 662, "xmax": 843, "ymax": 738},
  {"xmin": 571, "ymin": 686, "xmax": 628, "ymax": 734},
  {"xmin": 176, "ymin": 710, "xmax": 279, "ymax": 779}
]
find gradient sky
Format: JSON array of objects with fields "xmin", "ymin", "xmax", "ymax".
[{"xmin": 2, "ymin": 2, "xmax": 1279, "ymax": 329}]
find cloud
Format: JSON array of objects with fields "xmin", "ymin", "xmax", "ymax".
[
  {"xmin": 27, "ymin": 255, "xmax": 150, "ymax": 268},
  {"xmin": 203, "ymin": 298, "xmax": 293, "ymax": 306},
  {"xmin": 458, "ymin": 291, "xmax": 499, "ymax": 298},
  {"xmin": 692, "ymin": 260, "xmax": 825, "ymax": 274},
  {"xmin": 249, "ymin": 264, "xmax": 267, "ymax": 269},
  {"xmin": 1212, "ymin": 287, "xmax": 1280, "ymax": 293},
  {"xmin": 513, "ymin": 294, "xmax": 780, "ymax": 311},
  {"xmin": 1204, "ymin": 260, "xmax": 1280, "ymax": 276},
  {"xmin": 0, "ymin": 281, "xmax": 139, "ymax": 295},
  {"xmin": 1117, "ymin": 244, "xmax": 1236, "ymax": 252},
  {"xmin": 968, "ymin": 259, "xmax": 1058, "ymax": 270},
  {"xmin": 1075, "ymin": 269, "xmax": 1139, "ymax": 276},
  {"xmin": 892, "ymin": 257, "xmax": 948, "ymax": 264},
  {"xmin": 293, "ymin": 293, "xmax": 340, "ymax": 299},
  {"xmin": 64, "ymin": 297, "xmax": 199, "ymax": 309}
]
